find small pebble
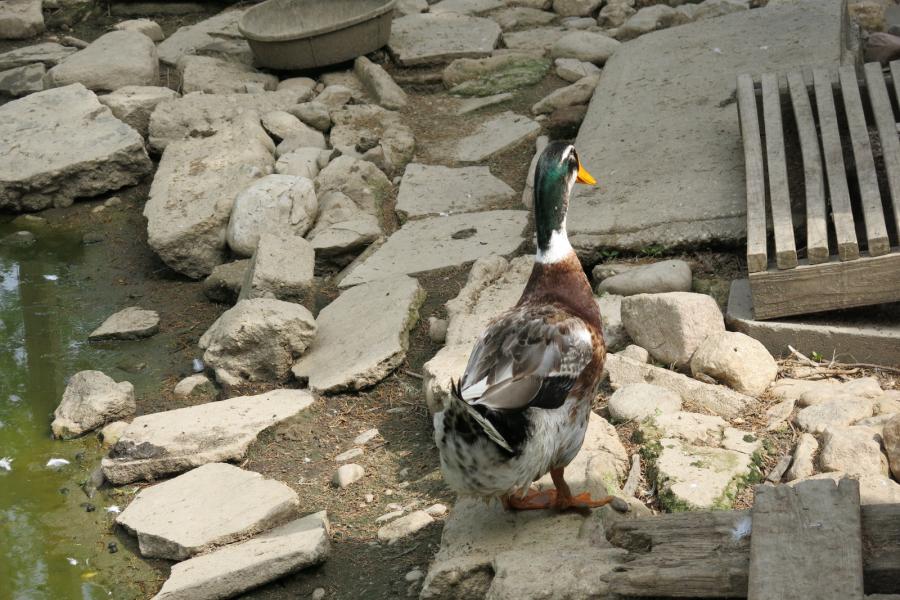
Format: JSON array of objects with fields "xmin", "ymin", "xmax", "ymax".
[
  {"xmin": 80, "ymin": 503, "xmax": 95, "ymax": 513},
  {"xmin": 405, "ymin": 569, "xmax": 424, "ymax": 582},
  {"xmin": 104, "ymin": 196, "xmax": 122, "ymax": 207},
  {"xmin": 386, "ymin": 503, "xmax": 402, "ymax": 511},
  {"xmin": 335, "ymin": 447, "xmax": 363, "ymax": 462},
  {"xmin": 353, "ymin": 428, "xmax": 379, "ymax": 446},
  {"xmin": 398, "ymin": 481, "xmax": 410, "ymax": 489},
  {"xmin": 398, "ymin": 467, "xmax": 409, "ymax": 478},
  {"xmin": 192, "ymin": 358, "xmax": 204, "ymax": 373},
  {"xmin": 364, "ymin": 494, "xmax": 375, "ymax": 503},
  {"xmin": 107, "ymin": 542, "xmax": 118, "ymax": 554},
  {"xmin": 611, "ymin": 497, "xmax": 630, "ymax": 513},
  {"xmin": 311, "ymin": 588, "xmax": 325, "ymax": 600},
  {"xmin": 385, "ymin": 489, "xmax": 394, "ymax": 496},
  {"xmin": 425, "ymin": 503, "xmax": 448, "ymax": 517},
  {"xmin": 92, "ymin": 205, "xmax": 105, "ymax": 214},
  {"xmin": 375, "ymin": 510, "xmax": 404, "ymax": 524}
]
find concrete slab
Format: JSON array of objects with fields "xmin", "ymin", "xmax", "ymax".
[
  {"xmin": 570, "ymin": 0, "xmax": 855, "ymax": 258},
  {"xmin": 453, "ymin": 111, "xmax": 540, "ymax": 162},
  {"xmin": 338, "ymin": 210, "xmax": 528, "ymax": 287},
  {"xmin": 152, "ymin": 512, "xmax": 329, "ymax": 600},
  {"xmin": 116, "ymin": 463, "xmax": 299, "ymax": 560},
  {"xmin": 388, "ymin": 13, "xmax": 501, "ymax": 66},
  {"xmin": 726, "ymin": 279, "xmax": 900, "ymax": 367},
  {"xmin": 101, "ymin": 389, "xmax": 314, "ymax": 484},
  {"xmin": 395, "ymin": 163, "xmax": 517, "ymax": 219}
]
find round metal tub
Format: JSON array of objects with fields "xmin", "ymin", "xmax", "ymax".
[{"xmin": 239, "ymin": 0, "xmax": 397, "ymax": 70}]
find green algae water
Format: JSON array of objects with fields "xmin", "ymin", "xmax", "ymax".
[{"xmin": 0, "ymin": 218, "xmax": 165, "ymax": 600}]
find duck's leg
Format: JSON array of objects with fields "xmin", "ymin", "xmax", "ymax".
[
  {"xmin": 551, "ymin": 468, "xmax": 626, "ymax": 512},
  {"xmin": 501, "ymin": 487, "xmax": 558, "ymax": 510}
]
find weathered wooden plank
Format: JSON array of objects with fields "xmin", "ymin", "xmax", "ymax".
[
  {"xmin": 748, "ymin": 250, "xmax": 900, "ymax": 319},
  {"xmin": 869, "ymin": 62, "xmax": 900, "ymax": 239},
  {"xmin": 737, "ymin": 74, "xmax": 768, "ymax": 273},
  {"xmin": 839, "ymin": 65, "xmax": 891, "ymax": 256},
  {"xmin": 761, "ymin": 73, "xmax": 798, "ymax": 269},
  {"xmin": 813, "ymin": 68, "xmax": 860, "ymax": 261},
  {"xmin": 605, "ymin": 500, "xmax": 900, "ymax": 598},
  {"xmin": 787, "ymin": 71, "xmax": 829, "ymax": 264},
  {"xmin": 748, "ymin": 479, "xmax": 864, "ymax": 600}
]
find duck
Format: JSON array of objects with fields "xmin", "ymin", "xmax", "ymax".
[{"xmin": 434, "ymin": 141, "xmax": 623, "ymax": 512}]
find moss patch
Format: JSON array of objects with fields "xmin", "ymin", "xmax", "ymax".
[{"xmin": 449, "ymin": 58, "xmax": 551, "ymax": 97}]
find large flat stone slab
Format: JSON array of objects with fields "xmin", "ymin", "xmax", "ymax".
[
  {"xmin": 293, "ymin": 276, "xmax": 425, "ymax": 393},
  {"xmin": 726, "ymin": 279, "xmax": 900, "ymax": 367},
  {"xmin": 395, "ymin": 163, "xmax": 516, "ymax": 219},
  {"xmin": 152, "ymin": 511, "xmax": 330, "ymax": 600},
  {"xmin": 0, "ymin": 84, "xmax": 152, "ymax": 212},
  {"xmin": 0, "ymin": 42, "xmax": 76, "ymax": 70},
  {"xmin": 453, "ymin": 111, "xmax": 540, "ymax": 162},
  {"xmin": 116, "ymin": 463, "xmax": 299, "ymax": 560},
  {"xmin": 101, "ymin": 389, "xmax": 314, "ymax": 484},
  {"xmin": 47, "ymin": 31, "xmax": 159, "ymax": 92},
  {"xmin": 388, "ymin": 13, "xmax": 502, "ymax": 66},
  {"xmin": 0, "ymin": 0, "xmax": 43, "ymax": 40},
  {"xmin": 144, "ymin": 113, "xmax": 275, "ymax": 279},
  {"xmin": 654, "ymin": 437, "xmax": 753, "ymax": 510},
  {"xmin": 156, "ymin": 8, "xmax": 246, "ymax": 66},
  {"xmin": 570, "ymin": 0, "xmax": 854, "ymax": 256},
  {"xmin": 338, "ymin": 210, "xmax": 528, "ymax": 287}
]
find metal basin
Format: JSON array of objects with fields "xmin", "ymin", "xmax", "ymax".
[{"xmin": 239, "ymin": 0, "xmax": 397, "ymax": 70}]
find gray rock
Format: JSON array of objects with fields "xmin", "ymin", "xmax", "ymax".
[
  {"xmin": 0, "ymin": 42, "xmax": 75, "ymax": 71},
  {"xmin": 202, "ymin": 259, "xmax": 249, "ymax": 304},
  {"xmin": 396, "ymin": 0, "xmax": 429, "ymax": 15},
  {"xmin": 617, "ymin": 4, "xmax": 678, "ymax": 40},
  {"xmin": 621, "ymin": 292, "xmax": 725, "ymax": 367},
  {"xmin": 315, "ymin": 155, "xmax": 392, "ymax": 218},
  {"xmin": 114, "ymin": 18, "xmax": 165, "ymax": 42},
  {"xmin": 329, "ymin": 104, "xmax": 415, "ymax": 176},
  {"xmin": 199, "ymin": 298, "xmax": 317, "ymax": 382},
  {"xmin": 597, "ymin": 293, "xmax": 630, "ymax": 352},
  {"xmin": 570, "ymin": 0, "xmax": 851, "ymax": 254},
  {"xmin": 100, "ymin": 420, "xmax": 129, "ymax": 446},
  {"xmin": 607, "ymin": 383, "xmax": 682, "ymax": 422},
  {"xmin": 226, "ymin": 174, "xmax": 318, "ymax": 257},
  {"xmin": 116, "ymin": 463, "xmax": 299, "ymax": 560},
  {"xmin": 654, "ymin": 437, "xmax": 752, "ymax": 509},
  {"xmin": 765, "ymin": 398, "xmax": 795, "ymax": 431},
  {"xmin": 819, "ymin": 426, "xmax": 889, "ymax": 477},
  {"xmin": 339, "ymin": 210, "xmax": 528, "ymax": 288},
  {"xmin": 531, "ymin": 74, "xmax": 599, "ymax": 114},
  {"xmin": 148, "ymin": 89, "xmax": 310, "ymax": 152},
  {"xmin": 552, "ymin": 0, "xmax": 602, "ymax": 17},
  {"xmin": 89, "ymin": 307, "xmax": 160, "ymax": 341},
  {"xmin": 690, "ymin": 331, "xmax": 777, "ymax": 396},
  {"xmin": 794, "ymin": 396, "xmax": 875, "ymax": 434},
  {"xmin": 522, "ymin": 135, "xmax": 549, "ymax": 209},
  {"xmin": 640, "ymin": 411, "xmax": 727, "ymax": 446},
  {"xmin": 884, "ymin": 414, "xmax": 900, "ymax": 480},
  {"xmin": 275, "ymin": 148, "xmax": 322, "ymax": 180},
  {"xmin": 293, "ymin": 276, "xmax": 425, "ymax": 392},
  {"xmin": 396, "ymin": 163, "xmax": 516, "ymax": 219},
  {"xmin": 334, "ymin": 464, "xmax": 365, "ymax": 488},
  {"xmin": 491, "ymin": 7, "xmax": 557, "ymax": 30},
  {"xmin": 592, "ymin": 262, "xmax": 634, "ymax": 282},
  {"xmin": 787, "ymin": 472, "xmax": 900, "ymax": 506},
  {"xmin": 549, "ymin": 30, "xmax": 621, "ymax": 65},
  {"xmin": 502, "ymin": 26, "xmax": 570, "ymax": 54},
  {"xmin": 156, "ymin": 8, "xmax": 246, "ymax": 66},
  {"xmin": 377, "ymin": 510, "xmax": 434, "ymax": 544},
  {"xmin": 0, "ymin": 0, "xmax": 43, "ymax": 40},
  {"xmin": 241, "ymin": 234, "xmax": 316, "ymax": 304},
  {"xmin": 307, "ymin": 191, "xmax": 382, "ymax": 263},
  {"xmin": 152, "ymin": 512, "xmax": 329, "ymax": 600},
  {"xmin": 98, "ymin": 85, "xmax": 179, "ymax": 137},
  {"xmin": 335, "ymin": 447, "xmax": 363, "ymax": 463},
  {"xmin": 769, "ymin": 377, "xmax": 842, "ymax": 403},
  {"xmin": 454, "ymin": 111, "xmax": 540, "ymax": 162},
  {"xmin": 0, "ymin": 63, "xmax": 45, "ymax": 97},
  {"xmin": 261, "ymin": 110, "xmax": 309, "ymax": 142},
  {"xmin": 51, "ymin": 371, "xmax": 135, "ymax": 439},
  {"xmin": 0, "ymin": 84, "xmax": 152, "ymax": 212},
  {"xmin": 605, "ymin": 353, "xmax": 755, "ymax": 418},
  {"xmin": 47, "ymin": 31, "xmax": 158, "ymax": 92},
  {"xmin": 676, "ymin": 0, "xmax": 749, "ymax": 23},
  {"xmin": 177, "ymin": 55, "xmax": 277, "ymax": 95},
  {"xmin": 431, "ymin": 0, "xmax": 504, "ymax": 14},
  {"xmin": 784, "ymin": 432, "xmax": 817, "ymax": 481},
  {"xmin": 172, "ymin": 374, "xmax": 216, "ymax": 400},
  {"xmin": 102, "ymin": 389, "xmax": 314, "ymax": 484},
  {"xmin": 388, "ymin": 13, "xmax": 502, "ymax": 66},
  {"xmin": 554, "ymin": 57, "xmax": 601, "ymax": 82},
  {"xmin": 276, "ymin": 76, "xmax": 315, "ymax": 95},
  {"xmin": 456, "ymin": 92, "xmax": 514, "ymax": 115},
  {"xmin": 144, "ymin": 113, "xmax": 275, "ymax": 279},
  {"xmin": 597, "ymin": 0, "xmax": 637, "ymax": 28},
  {"xmin": 597, "ymin": 260, "xmax": 692, "ymax": 296},
  {"xmin": 617, "ymin": 344, "xmax": 649, "ymax": 363},
  {"xmin": 315, "ymin": 83, "xmax": 354, "ymax": 110},
  {"xmin": 798, "ymin": 377, "xmax": 883, "ymax": 407},
  {"xmin": 429, "ymin": 317, "xmax": 449, "ymax": 344},
  {"xmin": 443, "ymin": 53, "xmax": 550, "ymax": 96},
  {"xmin": 289, "ymin": 101, "xmax": 332, "ymax": 132},
  {"xmin": 275, "ymin": 128, "xmax": 327, "ymax": 156},
  {"xmin": 508, "ymin": 0, "xmax": 552, "ymax": 7},
  {"xmin": 354, "ymin": 56, "xmax": 407, "ymax": 110}
]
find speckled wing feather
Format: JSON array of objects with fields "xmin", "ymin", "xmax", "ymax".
[{"xmin": 457, "ymin": 305, "xmax": 593, "ymax": 413}]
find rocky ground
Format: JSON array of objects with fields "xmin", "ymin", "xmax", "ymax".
[{"xmin": 2, "ymin": 0, "xmax": 900, "ymax": 599}]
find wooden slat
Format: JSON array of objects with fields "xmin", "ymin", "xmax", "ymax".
[
  {"xmin": 813, "ymin": 68, "xmax": 860, "ymax": 261},
  {"xmin": 749, "ymin": 250, "xmax": 900, "ymax": 319},
  {"xmin": 737, "ymin": 74, "xmax": 768, "ymax": 273},
  {"xmin": 604, "ymin": 501, "xmax": 900, "ymax": 598},
  {"xmin": 748, "ymin": 479, "xmax": 864, "ymax": 600},
  {"xmin": 870, "ymin": 62, "xmax": 900, "ymax": 238},
  {"xmin": 787, "ymin": 71, "xmax": 830, "ymax": 264},
  {"xmin": 839, "ymin": 65, "xmax": 891, "ymax": 256},
  {"xmin": 761, "ymin": 73, "xmax": 798, "ymax": 269}
]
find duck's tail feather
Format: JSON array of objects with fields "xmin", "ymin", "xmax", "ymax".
[{"xmin": 450, "ymin": 378, "xmax": 514, "ymax": 453}]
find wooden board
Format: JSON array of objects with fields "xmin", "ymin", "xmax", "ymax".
[
  {"xmin": 872, "ymin": 62, "xmax": 900, "ymax": 237},
  {"xmin": 812, "ymin": 68, "xmax": 860, "ymax": 261},
  {"xmin": 761, "ymin": 73, "xmax": 798, "ymax": 269},
  {"xmin": 604, "ymin": 500, "xmax": 900, "ymax": 598},
  {"xmin": 839, "ymin": 65, "xmax": 891, "ymax": 257},
  {"xmin": 737, "ymin": 74, "xmax": 768, "ymax": 273},
  {"xmin": 786, "ymin": 71, "xmax": 829, "ymax": 264},
  {"xmin": 748, "ymin": 250, "xmax": 900, "ymax": 319},
  {"xmin": 748, "ymin": 479, "xmax": 864, "ymax": 600}
]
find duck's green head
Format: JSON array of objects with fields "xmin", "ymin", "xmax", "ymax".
[{"xmin": 533, "ymin": 142, "xmax": 596, "ymax": 262}]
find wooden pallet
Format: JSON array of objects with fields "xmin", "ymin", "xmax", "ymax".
[
  {"xmin": 737, "ymin": 65, "xmax": 900, "ymax": 320},
  {"xmin": 604, "ymin": 480, "xmax": 900, "ymax": 599}
]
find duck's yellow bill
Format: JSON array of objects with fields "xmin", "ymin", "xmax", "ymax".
[{"xmin": 576, "ymin": 161, "xmax": 597, "ymax": 185}]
